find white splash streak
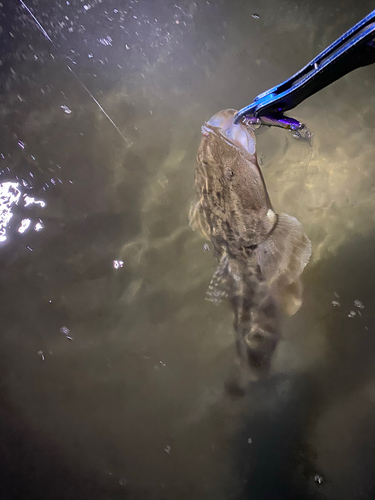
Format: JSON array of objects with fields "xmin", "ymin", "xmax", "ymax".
[{"xmin": 19, "ymin": 0, "xmax": 52, "ymax": 42}]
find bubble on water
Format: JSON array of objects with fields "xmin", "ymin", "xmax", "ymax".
[
  {"xmin": 18, "ymin": 140, "xmax": 25, "ymax": 149},
  {"xmin": 331, "ymin": 300, "xmax": 340, "ymax": 307},
  {"xmin": 60, "ymin": 105, "xmax": 72, "ymax": 114},
  {"xmin": 203, "ymin": 243, "xmax": 210, "ymax": 252},
  {"xmin": 247, "ymin": 438, "xmax": 252, "ymax": 444},
  {"xmin": 164, "ymin": 445, "xmax": 171, "ymax": 454},
  {"xmin": 348, "ymin": 310, "xmax": 356, "ymax": 318},
  {"xmin": 34, "ymin": 221, "xmax": 43, "ymax": 231},
  {"xmin": 119, "ymin": 478, "xmax": 128, "ymax": 487},
  {"xmin": 37, "ymin": 350, "xmax": 45, "ymax": 361},
  {"xmin": 252, "ymin": 13, "xmax": 260, "ymax": 19},
  {"xmin": 354, "ymin": 300, "xmax": 364, "ymax": 309},
  {"xmin": 113, "ymin": 260, "xmax": 124, "ymax": 269},
  {"xmin": 314, "ymin": 474, "xmax": 323, "ymax": 484},
  {"xmin": 83, "ymin": 4, "xmax": 91, "ymax": 10},
  {"xmin": 60, "ymin": 326, "xmax": 73, "ymax": 340},
  {"xmin": 158, "ymin": 176, "xmax": 168, "ymax": 188}
]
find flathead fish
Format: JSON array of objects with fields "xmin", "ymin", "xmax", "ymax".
[{"xmin": 190, "ymin": 109, "xmax": 311, "ymax": 387}]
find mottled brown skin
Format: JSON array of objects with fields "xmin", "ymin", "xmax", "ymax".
[
  {"xmin": 194, "ymin": 121, "xmax": 276, "ymax": 259},
  {"xmin": 190, "ymin": 109, "xmax": 311, "ymax": 387}
]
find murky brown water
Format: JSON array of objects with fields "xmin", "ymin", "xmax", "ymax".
[{"xmin": 1, "ymin": 1, "xmax": 375, "ymax": 499}]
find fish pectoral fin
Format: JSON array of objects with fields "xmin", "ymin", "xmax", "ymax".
[
  {"xmin": 189, "ymin": 201, "xmax": 211, "ymax": 240},
  {"xmin": 278, "ymin": 279, "xmax": 304, "ymax": 316},
  {"xmin": 205, "ymin": 254, "xmax": 231, "ymax": 304},
  {"xmin": 256, "ymin": 213, "xmax": 312, "ymax": 315}
]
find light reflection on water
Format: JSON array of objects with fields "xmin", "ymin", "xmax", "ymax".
[
  {"xmin": 0, "ymin": 181, "xmax": 45, "ymax": 242},
  {"xmin": 1, "ymin": 1, "xmax": 375, "ymax": 500},
  {"xmin": 0, "ymin": 182, "xmax": 21, "ymax": 241}
]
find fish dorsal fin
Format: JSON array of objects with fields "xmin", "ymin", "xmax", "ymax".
[
  {"xmin": 256, "ymin": 213, "xmax": 311, "ymax": 315},
  {"xmin": 205, "ymin": 253, "xmax": 231, "ymax": 304}
]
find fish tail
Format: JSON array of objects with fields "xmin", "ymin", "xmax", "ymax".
[
  {"xmin": 243, "ymin": 293, "xmax": 280, "ymax": 371},
  {"xmin": 231, "ymin": 275, "xmax": 280, "ymax": 380}
]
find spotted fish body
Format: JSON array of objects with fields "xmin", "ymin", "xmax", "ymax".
[{"xmin": 190, "ymin": 109, "xmax": 311, "ymax": 383}]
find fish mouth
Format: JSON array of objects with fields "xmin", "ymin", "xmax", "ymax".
[{"xmin": 204, "ymin": 109, "xmax": 256, "ymax": 155}]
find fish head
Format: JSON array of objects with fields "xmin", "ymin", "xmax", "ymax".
[
  {"xmin": 193, "ymin": 108, "xmax": 274, "ymax": 244},
  {"xmin": 204, "ymin": 109, "xmax": 256, "ymax": 155}
]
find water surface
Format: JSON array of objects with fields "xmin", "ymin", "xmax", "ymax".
[{"xmin": 1, "ymin": 1, "xmax": 375, "ymax": 499}]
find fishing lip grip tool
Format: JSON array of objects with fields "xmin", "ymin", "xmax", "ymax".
[{"xmin": 234, "ymin": 10, "xmax": 375, "ymax": 137}]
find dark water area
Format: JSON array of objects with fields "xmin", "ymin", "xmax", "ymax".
[{"xmin": 1, "ymin": 0, "xmax": 375, "ymax": 499}]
